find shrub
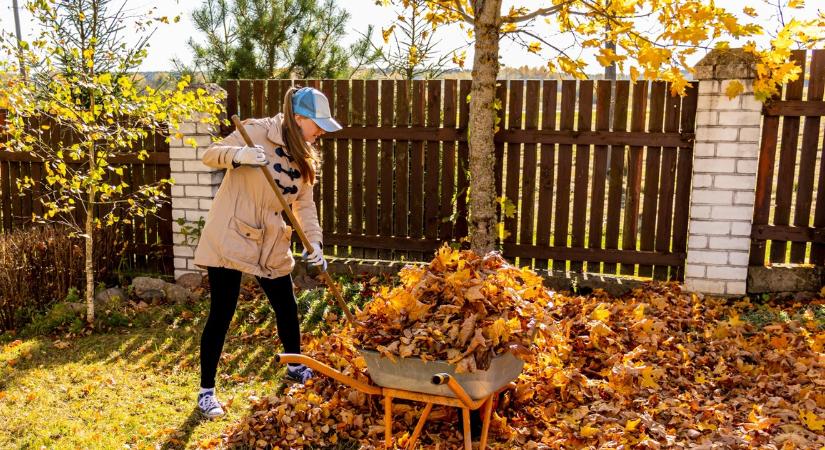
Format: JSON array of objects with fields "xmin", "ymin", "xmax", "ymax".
[{"xmin": 0, "ymin": 225, "xmax": 124, "ymax": 332}]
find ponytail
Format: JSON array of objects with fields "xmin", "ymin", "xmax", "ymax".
[{"xmin": 282, "ymin": 87, "xmax": 318, "ymax": 184}]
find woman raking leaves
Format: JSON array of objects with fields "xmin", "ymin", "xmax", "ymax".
[{"xmin": 192, "ymin": 87, "xmax": 341, "ymax": 419}]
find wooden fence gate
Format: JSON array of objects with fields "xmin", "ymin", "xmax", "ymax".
[
  {"xmin": 751, "ymin": 49, "xmax": 825, "ymax": 266},
  {"xmin": 224, "ymin": 78, "xmax": 698, "ymax": 280}
]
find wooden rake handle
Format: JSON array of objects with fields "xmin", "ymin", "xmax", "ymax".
[{"xmin": 230, "ymin": 115, "xmax": 358, "ymax": 325}]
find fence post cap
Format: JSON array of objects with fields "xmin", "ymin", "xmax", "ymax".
[{"xmin": 694, "ymin": 48, "xmax": 758, "ymax": 81}]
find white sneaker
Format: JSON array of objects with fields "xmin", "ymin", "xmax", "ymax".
[{"xmin": 198, "ymin": 390, "xmax": 225, "ymax": 419}]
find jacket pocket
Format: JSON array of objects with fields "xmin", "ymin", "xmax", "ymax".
[
  {"xmin": 264, "ymin": 223, "xmax": 293, "ymax": 271},
  {"xmin": 223, "ymin": 216, "xmax": 263, "ymax": 265}
]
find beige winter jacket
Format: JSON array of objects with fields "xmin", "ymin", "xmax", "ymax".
[{"xmin": 193, "ymin": 114, "xmax": 323, "ymax": 279}]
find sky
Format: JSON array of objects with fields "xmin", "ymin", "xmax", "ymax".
[{"xmin": 0, "ymin": 0, "xmax": 821, "ymax": 73}]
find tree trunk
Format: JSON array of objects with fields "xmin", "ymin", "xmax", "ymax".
[
  {"xmin": 468, "ymin": 0, "xmax": 502, "ymax": 254},
  {"xmin": 85, "ymin": 188, "xmax": 95, "ymax": 324}
]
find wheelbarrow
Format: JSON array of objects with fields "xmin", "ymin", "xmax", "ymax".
[{"xmin": 275, "ymin": 349, "xmax": 523, "ymax": 449}]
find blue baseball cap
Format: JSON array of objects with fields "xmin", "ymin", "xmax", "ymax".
[{"xmin": 292, "ymin": 87, "xmax": 343, "ymax": 132}]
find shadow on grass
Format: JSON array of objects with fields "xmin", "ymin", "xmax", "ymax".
[{"xmin": 159, "ymin": 407, "xmax": 205, "ymax": 450}]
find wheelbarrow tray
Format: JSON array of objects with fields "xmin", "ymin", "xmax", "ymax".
[{"xmin": 359, "ymin": 349, "xmax": 523, "ymax": 400}]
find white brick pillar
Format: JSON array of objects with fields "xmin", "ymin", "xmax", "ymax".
[
  {"xmin": 684, "ymin": 49, "xmax": 760, "ymax": 296},
  {"xmin": 170, "ymin": 84, "xmax": 225, "ymax": 279}
]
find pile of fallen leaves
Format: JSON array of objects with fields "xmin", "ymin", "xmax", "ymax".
[
  {"xmin": 219, "ymin": 253, "xmax": 825, "ymax": 449},
  {"xmin": 352, "ymin": 245, "xmax": 552, "ymax": 372}
]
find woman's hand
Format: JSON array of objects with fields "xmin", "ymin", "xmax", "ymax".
[
  {"xmin": 233, "ymin": 145, "xmax": 268, "ymax": 166},
  {"xmin": 301, "ymin": 242, "xmax": 327, "ymax": 271}
]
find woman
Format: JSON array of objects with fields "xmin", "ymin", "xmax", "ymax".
[{"xmin": 192, "ymin": 86, "xmax": 341, "ymax": 419}]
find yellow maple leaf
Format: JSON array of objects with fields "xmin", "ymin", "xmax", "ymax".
[
  {"xmin": 725, "ymin": 80, "xmax": 744, "ymax": 99},
  {"xmin": 591, "ymin": 303, "xmax": 610, "ymax": 321},
  {"xmin": 640, "ymin": 366, "xmax": 660, "ymax": 389},
  {"xmin": 625, "ymin": 418, "xmax": 641, "ymax": 431},
  {"xmin": 580, "ymin": 424, "xmax": 599, "ymax": 437},
  {"xmin": 799, "ymin": 410, "xmax": 825, "ymax": 431}
]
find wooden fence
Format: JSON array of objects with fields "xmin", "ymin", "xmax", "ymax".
[
  {"xmin": 0, "ymin": 112, "xmax": 174, "ymax": 273},
  {"xmin": 224, "ymin": 78, "xmax": 698, "ymax": 280},
  {"xmin": 751, "ymin": 49, "xmax": 825, "ymax": 266}
]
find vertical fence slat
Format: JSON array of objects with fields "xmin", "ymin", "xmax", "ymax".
[
  {"xmin": 604, "ymin": 81, "xmax": 630, "ymax": 275},
  {"xmin": 0, "ymin": 158, "xmax": 9, "ymax": 232},
  {"xmin": 535, "ymin": 80, "xmax": 557, "ymax": 271},
  {"xmin": 424, "ymin": 80, "xmax": 442, "ymax": 247},
  {"xmin": 771, "ymin": 50, "xmax": 807, "ymax": 263},
  {"xmin": 364, "ymin": 80, "xmax": 379, "ymax": 259},
  {"xmin": 654, "ymin": 89, "xmax": 681, "ymax": 280},
  {"xmin": 253, "ymin": 80, "xmax": 265, "ymax": 118},
  {"xmin": 9, "ymin": 158, "xmax": 21, "ymax": 229},
  {"xmin": 380, "ymin": 80, "xmax": 396, "ymax": 259},
  {"xmin": 505, "ymin": 80, "xmax": 524, "ymax": 248},
  {"xmin": 672, "ymin": 83, "xmax": 698, "ymax": 280},
  {"xmin": 639, "ymin": 81, "xmax": 666, "ymax": 277},
  {"xmin": 350, "ymin": 80, "xmax": 365, "ymax": 259},
  {"xmin": 394, "ymin": 80, "xmax": 410, "ymax": 261},
  {"xmin": 494, "ymin": 81, "xmax": 508, "ymax": 241},
  {"xmin": 621, "ymin": 81, "xmax": 648, "ymax": 275},
  {"xmin": 455, "ymin": 80, "xmax": 472, "ymax": 241},
  {"xmin": 589, "ymin": 80, "xmax": 611, "ymax": 273},
  {"xmin": 409, "ymin": 80, "xmax": 425, "ymax": 261},
  {"xmin": 571, "ymin": 80, "xmax": 593, "ymax": 273},
  {"xmin": 440, "ymin": 80, "xmax": 457, "ymax": 242},
  {"xmin": 266, "ymin": 80, "xmax": 280, "ymax": 117},
  {"xmin": 238, "ymin": 80, "xmax": 252, "ymax": 119},
  {"xmin": 133, "ymin": 160, "xmax": 147, "ymax": 268},
  {"xmin": 553, "ymin": 80, "xmax": 576, "ymax": 271},
  {"xmin": 223, "ymin": 80, "xmax": 240, "ymax": 125},
  {"xmin": 158, "ymin": 156, "xmax": 174, "ymax": 273},
  {"xmin": 320, "ymin": 80, "xmax": 336, "ymax": 246},
  {"xmin": 519, "ymin": 80, "xmax": 540, "ymax": 267},
  {"xmin": 750, "ymin": 98, "xmax": 781, "ymax": 265},
  {"xmin": 791, "ymin": 50, "xmax": 825, "ymax": 262},
  {"xmin": 0, "ymin": 110, "xmax": 10, "ymax": 232},
  {"xmin": 335, "ymin": 80, "xmax": 350, "ymax": 257}
]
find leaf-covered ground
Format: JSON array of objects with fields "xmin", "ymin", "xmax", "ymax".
[
  {"xmin": 1, "ymin": 272, "xmax": 823, "ymax": 449},
  {"xmin": 224, "ymin": 277, "xmax": 825, "ymax": 449}
]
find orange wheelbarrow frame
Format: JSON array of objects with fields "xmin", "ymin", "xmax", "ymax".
[{"xmin": 276, "ymin": 354, "xmax": 515, "ymax": 450}]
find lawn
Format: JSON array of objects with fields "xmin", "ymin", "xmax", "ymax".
[{"xmin": 0, "ymin": 275, "xmax": 371, "ymax": 450}]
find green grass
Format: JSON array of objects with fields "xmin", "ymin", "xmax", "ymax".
[{"xmin": 0, "ymin": 275, "xmax": 375, "ymax": 449}]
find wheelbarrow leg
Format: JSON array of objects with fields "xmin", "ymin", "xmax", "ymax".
[
  {"xmin": 407, "ymin": 402, "xmax": 433, "ymax": 450},
  {"xmin": 384, "ymin": 395, "xmax": 393, "ymax": 449},
  {"xmin": 479, "ymin": 396, "xmax": 494, "ymax": 450},
  {"xmin": 462, "ymin": 408, "xmax": 472, "ymax": 450}
]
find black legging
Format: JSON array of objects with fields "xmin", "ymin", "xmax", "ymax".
[{"xmin": 200, "ymin": 266, "xmax": 301, "ymax": 389}]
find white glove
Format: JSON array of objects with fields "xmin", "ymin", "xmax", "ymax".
[
  {"xmin": 233, "ymin": 145, "xmax": 268, "ymax": 166},
  {"xmin": 301, "ymin": 242, "xmax": 327, "ymax": 271}
]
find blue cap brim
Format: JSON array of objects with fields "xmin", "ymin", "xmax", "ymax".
[{"xmin": 312, "ymin": 117, "xmax": 343, "ymax": 132}]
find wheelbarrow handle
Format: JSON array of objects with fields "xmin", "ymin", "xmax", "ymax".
[
  {"xmin": 276, "ymin": 353, "xmax": 381, "ymax": 395},
  {"xmin": 431, "ymin": 373, "xmax": 484, "ymax": 410}
]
